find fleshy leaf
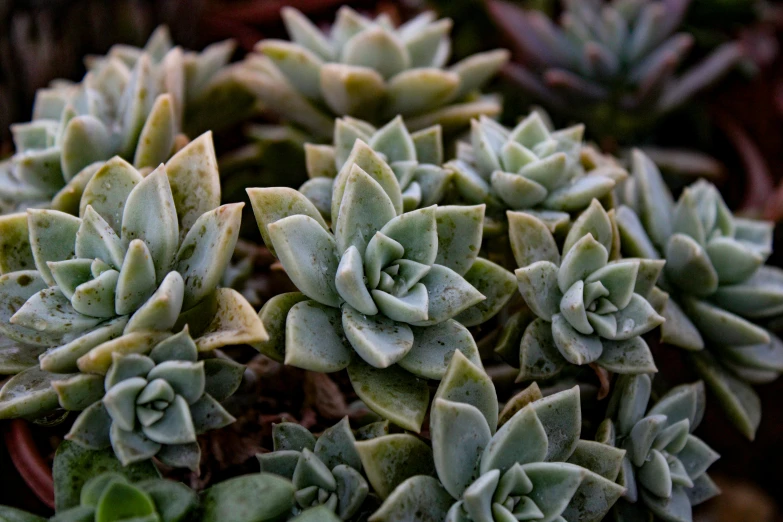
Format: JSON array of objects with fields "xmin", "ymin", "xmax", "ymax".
[
  {"xmin": 268, "ymin": 214, "xmax": 341, "ymax": 307},
  {"xmin": 347, "ymin": 360, "xmax": 429, "ymax": 432}
]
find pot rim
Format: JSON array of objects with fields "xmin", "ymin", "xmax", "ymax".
[{"xmin": 5, "ymin": 419, "xmax": 55, "ymax": 509}]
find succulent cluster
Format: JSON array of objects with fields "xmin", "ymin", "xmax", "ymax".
[
  {"xmin": 488, "ymin": 0, "xmax": 744, "ymax": 141},
  {"xmin": 51, "ymin": 472, "xmax": 198, "ymax": 522},
  {"xmin": 600, "ymin": 375, "xmax": 720, "ymax": 521},
  {"xmin": 244, "ymin": 6, "xmax": 509, "ymax": 138},
  {"xmin": 4, "ymin": 5, "xmax": 782, "ymax": 521},
  {"xmin": 249, "ymin": 138, "xmax": 515, "ymax": 431},
  {"xmin": 0, "ymin": 133, "xmax": 266, "ymax": 423},
  {"xmin": 617, "ymin": 149, "xmax": 783, "ymax": 438},
  {"xmin": 498, "ymin": 199, "xmax": 664, "ymax": 381},
  {"xmin": 365, "ymin": 352, "xmax": 627, "ymax": 521},
  {"xmin": 448, "ymin": 112, "xmax": 627, "ymax": 221},
  {"xmin": 258, "ymin": 418, "xmax": 369, "ymax": 519},
  {"xmin": 0, "ymin": 27, "xmax": 255, "ymax": 213},
  {"xmin": 63, "ymin": 328, "xmax": 243, "ymax": 470},
  {"xmin": 299, "ymin": 116, "xmax": 451, "ymax": 218}
]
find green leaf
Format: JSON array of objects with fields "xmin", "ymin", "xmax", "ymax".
[
  {"xmin": 598, "ymin": 337, "xmax": 657, "ymax": 374},
  {"xmin": 529, "ymin": 386, "xmax": 581, "ymax": 462},
  {"xmin": 27, "ymin": 209, "xmax": 81, "ymax": 286},
  {"xmin": 399, "ymin": 319, "xmax": 480, "ymax": 379},
  {"xmin": 115, "ymin": 240, "xmax": 157, "ymax": 316},
  {"xmin": 341, "ymin": 26, "xmax": 409, "ymax": 79},
  {"xmin": 543, "ymin": 176, "xmax": 616, "ymax": 212},
  {"xmin": 516, "ymin": 261, "xmax": 561, "ymax": 322},
  {"xmin": 0, "ymin": 213, "xmax": 34, "ymax": 274},
  {"xmin": 661, "ymin": 298, "xmax": 704, "ymax": 351},
  {"xmin": 379, "ymin": 206, "xmax": 438, "ymax": 265},
  {"xmin": 60, "ymin": 115, "xmax": 112, "ymax": 181},
  {"xmin": 334, "ymin": 165, "xmax": 397, "ymax": 254},
  {"xmin": 491, "ymin": 170, "xmax": 548, "ymax": 210},
  {"xmin": 434, "ymin": 205, "xmax": 484, "ymax": 276},
  {"xmin": 246, "ymin": 187, "xmax": 329, "ymax": 258},
  {"xmin": 175, "ymin": 203, "xmax": 243, "ymax": 309},
  {"xmin": 0, "ymin": 271, "xmax": 65, "ymax": 347},
  {"xmin": 0, "ymin": 337, "xmax": 45, "ymax": 375},
  {"xmin": 454, "ymin": 257, "xmax": 516, "ymax": 327},
  {"xmin": 121, "ymin": 166, "xmax": 179, "ymax": 283},
  {"xmin": 347, "ymin": 360, "xmax": 429, "ymax": 433},
  {"xmin": 321, "ymin": 64, "xmax": 386, "ymax": 125},
  {"xmin": 335, "ymin": 246, "xmax": 377, "ymax": 315},
  {"xmin": 251, "ymin": 292, "xmax": 307, "ymax": 362},
  {"xmin": 552, "ymin": 313, "xmax": 603, "ymax": 366},
  {"xmin": 125, "ymin": 272, "xmax": 185, "ymax": 333},
  {"xmin": 665, "ymin": 234, "xmax": 718, "ymax": 297},
  {"xmin": 200, "ymin": 473, "xmax": 296, "ymax": 522},
  {"xmin": 480, "ymin": 405, "xmax": 547, "ymax": 475},
  {"xmin": 0, "ymin": 366, "xmax": 69, "ymax": 419},
  {"xmin": 268, "ymin": 215, "xmax": 341, "ymax": 307},
  {"xmin": 343, "ymin": 304, "xmax": 414, "ymax": 368},
  {"xmin": 557, "ymin": 234, "xmax": 608, "ymax": 293},
  {"xmin": 133, "ymin": 94, "xmax": 176, "ymax": 170},
  {"xmin": 285, "ymin": 301, "xmax": 352, "ymax": 372},
  {"xmin": 413, "ymin": 264, "xmax": 485, "ymax": 326},
  {"xmin": 136, "ymin": 478, "xmax": 199, "ymax": 522},
  {"xmin": 507, "ymin": 211, "xmax": 560, "ymax": 267},
  {"xmin": 517, "ymin": 318, "xmax": 567, "ymax": 381},
  {"xmin": 559, "ymin": 468, "xmax": 625, "ymax": 522},
  {"xmin": 52, "ymin": 373, "xmax": 104, "ymax": 411},
  {"xmin": 520, "ymin": 462, "xmax": 585, "ymax": 521},
  {"xmin": 53, "ymin": 440, "xmax": 159, "ymax": 511},
  {"xmin": 434, "ymin": 350, "xmax": 497, "ymax": 431},
  {"xmin": 385, "ymin": 69, "xmax": 459, "ymax": 118},
  {"xmin": 691, "ymin": 351, "xmax": 761, "ymax": 440},
  {"xmin": 164, "ymin": 132, "xmax": 221, "ymax": 240},
  {"xmin": 260, "ymin": 40, "xmax": 324, "ymax": 100},
  {"xmin": 355, "ymin": 434, "xmax": 435, "ymax": 499},
  {"xmin": 681, "ymin": 296, "xmax": 770, "ymax": 346},
  {"xmin": 368, "ymin": 475, "xmax": 452, "ymax": 522}
]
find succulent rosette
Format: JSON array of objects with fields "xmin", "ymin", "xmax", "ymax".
[
  {"xmin": 0, "ymin": 26, "xmax": 255, "ymax": 214},
  {"xmin": 244, "ymin": 6, "xmax": 509, "ymax": 139},
  {"xmin": 299, "ymin": 116, "xmax": 452, "ymax": 218},
  {"xmin": 248, "ymin": 139, "xmax": 516, "ymax": 432},
  {"xmin": 599, "ymin": 375, "xmax": 720, "ymax": 522},
  {"xmin": 60, "ymin": 328, "xmax": 243, "ymax": 470},
  {"xmin": 616, "ymin": 150, "xmax": 783, "ymax": 439},
  {"xmin": 447, "ymin": 112, "xmax": 627, "ymax": 225},
  {"xmin": 362, "ymin": 352, "xmax": 627, "ymax": 521},
  {"xmin": 487, "ymin": 0, "xmax": 743, "ymax": 142},
  {"xmin": 257, "ymin": 418, "xmax": 370, "ymax": 519},
  {"xmin": 497, "ymin": 199, "xmax": 664, "ymax": 381},
  {"xmin": 51, "ymin": 472, "xmax": 198, "ymax": 522},
  {"xmin": 0, "ymin": 133, "xmax": 266, "ymax": 419}
]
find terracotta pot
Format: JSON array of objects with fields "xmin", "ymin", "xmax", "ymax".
[{"xmin": 5, "ymin": 419, "xmax": 54, "ymax": 509}]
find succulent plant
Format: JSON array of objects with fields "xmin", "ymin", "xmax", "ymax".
[
  {"xmin": 62, "ymin": 328, "xmax": 243, "ymax": 469},
  {"xmin": 616, "ymin": 149, "xmax": 783, "ymax": 439},
  {"xmin": 0, "ymin": 133, "xmax": 266, "ymax": 419},
  {"xmin": 363, "ymin": 351, "xmax": 627, "ymax": 521},
  {"xmin": 243, "ymin": 6, "xmax": 509, "ymax": 139},
  {"xmin": 257, "ymin": 418, "xmax": 369, "ymax": 519},
  {"xmin": 497, "ymin": 198, "xmax": 664, "ymax": 381},
  {"xmin": 299, "ymin": 116, "xmax": 451, "ymax": 218},
  {"xmin": 447, "ymin": 112, "xmax": 627, "ymax": 224},
  {"xmin": 599, "ymin": 375, "xmax": 720, "ymax": 522},
  {"xmin": 50, "ymin": 472, "xmax": 198, "ymax": 522},
  {"xmin": 487, "ymin": 0, "xmax": 744, "ymax": 143},
  {"xmin": 248, "ymin": 139, "xmax": 516, "ymax": 431},
  {"xmin": 0, "ymin": 26, "xmax": 255, "ymax": 213}
]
